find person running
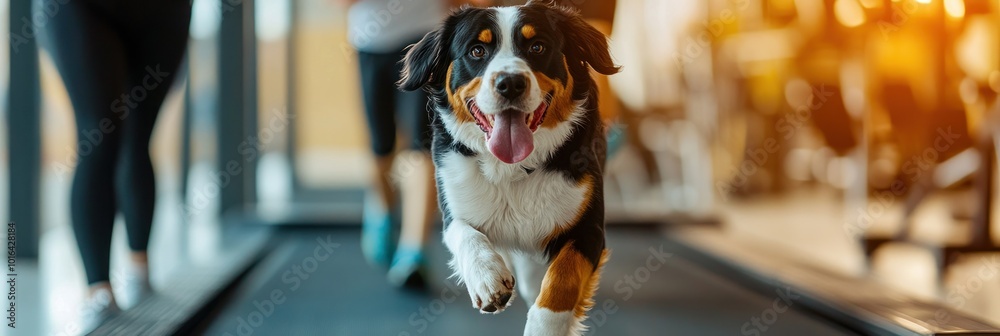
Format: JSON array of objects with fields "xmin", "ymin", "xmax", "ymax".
[
  {"xmin": 342, "ymin": 0, "xmax": 450, "ymax": 287},
  {"xmin": 40, "ymin": 1, "xmax": 191, "ymax": 332}
]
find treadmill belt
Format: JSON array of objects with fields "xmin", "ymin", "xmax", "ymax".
[{"xmin": 198, "ymin": 227, "xmax": 858, "ymax": 336}]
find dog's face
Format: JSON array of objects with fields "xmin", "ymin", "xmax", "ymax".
[{"xmin": 400, "ymin": 1, "xmax": 618, "ymax": 164}]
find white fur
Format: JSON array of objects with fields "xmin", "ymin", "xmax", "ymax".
[
  {"xmin": 474, "ymin": 7, "xmax": 544, "ymax": 116},
  {"xmin": 437, "ymin": 129, "xmax": 590, "ymax": 317},
  {"xmin": 525, "ymin": 306, "xmax": 583, "ymax": 336},
  {"xmin": 442, "ymin": 219, "xmax": 516, "ymax": 313},
  {"xmin": 437, "ymin": 101, "xmax": 590, "ymax": 317},
  {"xmin": 437, "ymin": 5, "xmax": 597, "ymax": 335},
  {"xmin": 438, "ymin": 150, "xmax": 590, "ymax": 252},
  {"xmin": 512, "ymin": 252, "xmax": 548, "ymax": 306}
]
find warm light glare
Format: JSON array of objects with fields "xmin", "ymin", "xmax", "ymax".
[
  {"xmin": 944, "ymin": 0, "xmax": 965, "ymax": 18},
  {"xmin": 859, "ymin": 0, "xmax": 882, "ymax": 8},
  {"xmin": 835, "ymin": 0, "xmax": 866, "ymax": 27},
  {"xmin": 915, "ymin": 0, "xmax": 931, "ymax": 4}
]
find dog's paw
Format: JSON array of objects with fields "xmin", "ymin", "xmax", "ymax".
[{"xmin": 463, "ymin": 252, "xmax": 516, "ymax": 314}]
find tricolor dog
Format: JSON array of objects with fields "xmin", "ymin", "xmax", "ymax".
[{"xmin": 398, "ymin": 1, "xmax": 619, "ymax": 335}]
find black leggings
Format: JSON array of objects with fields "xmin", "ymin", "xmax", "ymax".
[
  {"xmin": 43, "ymin": 0, "xmax": 191, "ymax": 285},
  {"xmin": 358, "ymin": 47, "xmax": 433, "ymax": 156}
]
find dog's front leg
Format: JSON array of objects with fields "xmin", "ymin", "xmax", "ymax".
[
  {"xmin": 525, "ymin": 243, "xmax": 607, "ymax": 336},
  {"xmin": 443, "ymin": 220, "xmax": 516, "ymax": 314}
]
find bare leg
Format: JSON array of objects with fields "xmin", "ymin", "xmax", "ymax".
[
  {"xmin": 397, "ymin": 153, "xmax": 436, "ymax": 249},
  {"xmin": 388, "ymin": 152, "xmax": 437, "ymax": 287},
  {"xmin": 88, "ymin": 282, "xmax": 115, "ymax": 299},
  {"xmin": 129, "ymin": 251, "xmax": 148, "ymax": 266},
  {"xmin": 362, "ymin": 152, "xmax": 399, "ymax": 267},
  {"xmin": 373, "ymin": 153, "xmax": 398, "ymax": 212}
]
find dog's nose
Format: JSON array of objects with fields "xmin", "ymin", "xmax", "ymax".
[{"xmin": 495, "ymin": 73, "xmax": 528, "ymax": 100}]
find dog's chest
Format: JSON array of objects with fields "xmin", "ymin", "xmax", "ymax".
[{"xmin": 438, "ymin": 152, "xmax": 588, "ymax": 251}]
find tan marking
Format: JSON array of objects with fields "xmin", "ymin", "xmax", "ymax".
[
  {"xmin": 575, "ymin": 249, "xmax": 609, "ymax": 318},
  {"xmin": 536, "ymin": 242, "xmax": 607, "ymax": 315},
  {"xmin": 534, "ymin": 58, "xmax": 576, "ymax": 129},
  {"xmin": 445, "ymin": 63, "xmax": 478, "ymax": 123},
  {"xmin": 478, "ymin": 29, "xmax": 493, "ymax": 43},
  {"xmin": 521, "ymin": 24, "xmax": 536, "ymax": 39},
  {"xmin": 541, "ymin": 175, "xmax": 594, "ymax": 249}
]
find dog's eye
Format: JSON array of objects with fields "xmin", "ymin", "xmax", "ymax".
[
  {"xmin": 470, "ymin": 46, "xmax": 486, "ymax": 59},
  {"xmin": 529, "ymin": 42, "xmax": 545, "ymax": 55}
]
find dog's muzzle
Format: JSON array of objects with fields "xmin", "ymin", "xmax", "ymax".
[{"xmin": 467, "ymin": 96, "xmax": 550, "ymax": 164}]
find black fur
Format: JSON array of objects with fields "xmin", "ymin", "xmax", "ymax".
[{"xmin": 400, "ymin": 1, "xmax": 618, "ymax": 269}]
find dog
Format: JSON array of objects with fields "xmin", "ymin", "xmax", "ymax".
[{"xmin": 398, "ymin": 1, "xmax": 619, "ymax": 335}]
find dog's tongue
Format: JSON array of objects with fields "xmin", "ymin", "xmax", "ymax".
[{"xmin": 488, "ymin": 110, "xmax": 534, "ymax": 164}]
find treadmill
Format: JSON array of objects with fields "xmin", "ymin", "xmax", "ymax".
[{"xmin": 191, "ymin": 226, "xmax": 859, "ymax": 336}]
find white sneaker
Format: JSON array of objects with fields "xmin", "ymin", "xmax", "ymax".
[
  {"xmin": 115, "ymin": 264, "xmax": 153, "ymax": 310},
  {"xmin": 79, "ymin": 287, "xmax": 120, "ymax": 335}
]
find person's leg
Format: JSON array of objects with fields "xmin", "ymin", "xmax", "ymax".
[
  {"xmin": 42, "ymin": 0, "xmax": 129, "ymax": 329},
  {"xmin": 113, "ymin": 0, "xmax": 192, "ymax": 308},
  {"xmin": 358, "ymin": 50, "xmax": 401, "ymax": 266},
  {"xmin": 395, "ymin": 153, "xmax": 435, "ymax": 249},
  {"xmin": 387, "ymin": 50, "xmax": 438, "ymax": 287},
  {"xmin": 398, "ymin": 76, "xmax": 436, "ymax": 249}
]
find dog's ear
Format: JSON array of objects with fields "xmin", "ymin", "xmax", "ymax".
[
  {"xmin": 537, "ymin": 3, "xmax": 620, "ymax": 75},
  {"xmin": 398, "ymin": 28, "xmax": 446, "ymax": 91},
  {"xmin": 398, "ymin": 6, "xmax": 481, "ymax": 91}
]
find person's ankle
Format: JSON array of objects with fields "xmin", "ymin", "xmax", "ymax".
[
  {"xmin": 87, "ymin": 282, "xmax": 116, "ymax": 304},
  {"xmin": 395, "ymin": 242, "xmax": 424, "ymax": 254},
  {"xmin": 89, "ymin": 281, "xmax": 111, "ymax": 293},
  {"xmin": 367, "ymin": 190, "xmax": 398, "ymax": 213},
  {"xmin": 117, "ymin": 253, "xmax": 154, "ymax": 309},
  {"xmin": 128, "ymin": 251, "xmax": 149, "ymax": 267},
  {"xmin": 392, "ymin": 244, "xmax": 425, "ymax": 265}
]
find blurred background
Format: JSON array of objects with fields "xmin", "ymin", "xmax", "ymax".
[{"xmin": 5, "ymin": 0, "xmax": 1000, "ymax": 335}]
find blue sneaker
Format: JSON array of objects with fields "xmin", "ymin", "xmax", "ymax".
[
  {"xmin": 362, "ymin": 196, "xmax": 398, "ymax": 268},
  {"xmin": 607, "ymin": 123, "xmax": 626, "ymax": 160},
  {"xmin": 388, "ymin": 246, "xmax": 427, "ymax": 290}
]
